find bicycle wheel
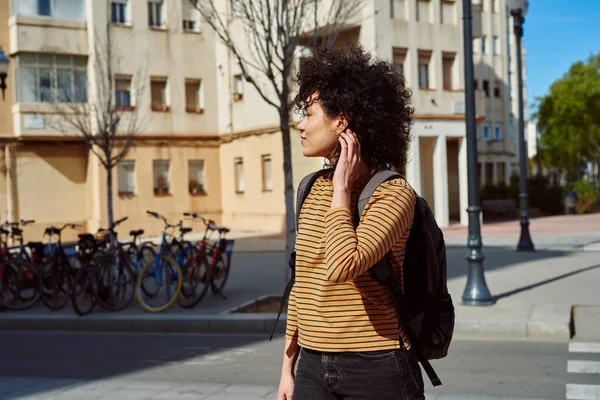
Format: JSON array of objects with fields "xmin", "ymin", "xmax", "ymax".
[
  {"xmin": 71, "ymin": 262, "xmax": 97, "ymax": 316},
  {"xmin": 0, "ymin": 261, "xmax": 40, "ymax": 311},
  {"xmin": 135, "ymin": 255, "xmax": 182, "ymax": 313},
  {"xmin": 177, "ymin": 255, "xmax": 211, "ymax": 308},
  {"xmin": 210, "ymin": 252, "xmax": 231, "ymax": 295},
  {"xmin": 95, "ymin": 251, "xmax": 136, "ymax": 312},
  {"xmin": 38, "ymin": 259, "xmax": 71, "ymax": 311}
]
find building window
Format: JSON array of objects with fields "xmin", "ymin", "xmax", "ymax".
[
  {"xmin": 440, "ymin": 0, "xmax": 455, "ymax": 24},
  {"xmin": 474, "ymin": 79, "xmax": 479, "ymax": 90},
  {"xmin": 188, "ymin": 160, "xmax": 206, "ymax": 195},
  {"xmin": 494, "ymin": 80, "xmax": 501, "ymax": 98},
  {"xmin": 117, "ymin": 160, "xmax": 136, "ymax": 195},
  {"xmin": 148, "ymin": 0, "xmax": 164, "ymax": 28},
  {"xmin": 393, "ymin": 47, "xmax": 407, "ymax": 78},
  {"xmin": 261, "ymin": 154, "xmax": 273, "ymax": 192},
  {"xmin": 482, "ymin": 79, "xmax": 490, "ymax": 97},
  {"xmin": 111, "ymin": 0, "xmax": 128, "ymax": 24},
  {"xmin": 234, "ymin": 157, "xmax": 244, "ymax": 193},
  {"xmin": 16, "ymin": 54, "xmax": 87, "ymax": 103},
  {"xmin": 153, "ymin": 160, "xmax": 170, "ymax": 195},
  {"xmin": 185, "ymin": 79, "xmax": 203, "ymax": 113},
  {"xmin": 442, "ymin": 52, "xmax": 455, "ymax": 91},
  {"xmin": 493, "ymin": 36, "xmax": 499, "ymax": 55},
  {"xmin": 115, "ymin": 76, "xmax": 132, "ymax": 109},
  {"xmin": 483, "ymin": 123, "xmax": 490, "ymax": 141},
  {"xmin": 12, "ymin": 0, "xmax": 85, "ymax": 19},
  {"xmin": 476, "ymin": 124, "xmax": 480, "ymax": 140},
  {"xmin": 233, "ymin": 74, "xmax": 244, "ymax": 101},
  {"xmin": 232, "ymin": 0, "xmax": 241, "ymax": 17},
  {"xmin": 390, "ymin": 0, "xmax": 407, "ymax": 20},
  {"xmin": 150, "ymin": 77, "xmax": 168, "ymax": 111},
  {"xmin": 494, "ymin": 123, "xmax": 502, "ymax": 140},
  {"xmin": 418, "ymin": 50, "xmax": 431, "ymax": 89},
  {"xmin": 416, "ymin": 0, "xmax": 431, "ymax": 23},
  {"xmin": 481, "ymin": 35, "xmax": 487, "ymax": 54},
  {"xmin": 182, "ymin": 0, "xmax": 200, "ymax": 31}
]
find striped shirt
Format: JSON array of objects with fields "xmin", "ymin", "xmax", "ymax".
[{"xmin": 285, "ymin": 175, "xmax": 417, "ymax": 352}]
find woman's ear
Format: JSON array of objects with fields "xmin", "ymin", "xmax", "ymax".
[{"xmin": 332, "ymin": 113, "xmax": 349, "ymax": 137}]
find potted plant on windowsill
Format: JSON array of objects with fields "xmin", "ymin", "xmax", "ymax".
[
  {"xmin": 186, "ymin": 106, "xmax": 204, "ymax": 114},
  {"xmin": 154, "ymin": 175, "xmax": 170, "ymax": 196},
  {"xmin": 151, "ymin": 104, "xmax": 170, "ymax": 112},
  {"xmin": 189, "ymin": 180, "xmax": 205, "ymax": 195},
  {"xmin": 116, "ymin": 105, "xmax": 135, "ymax": 111}
]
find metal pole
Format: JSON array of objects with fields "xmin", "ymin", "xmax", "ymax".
[
  {"xmin": 512, "ymin": 10, "xmax": 535, "ymax": 252},
  {"xmin": 461, "ymin": 0, "xmax": 494, "ymax": 306}
]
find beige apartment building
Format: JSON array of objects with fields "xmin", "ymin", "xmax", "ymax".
[{"xmin": 0, "ymin": 0, "xmax": 525, "ymax": 240}]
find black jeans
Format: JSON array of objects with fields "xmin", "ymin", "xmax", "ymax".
[{"xmin": 294, "ymin": 347, "xmax": 425, "ymax": 400}]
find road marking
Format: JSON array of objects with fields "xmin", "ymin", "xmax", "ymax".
[
  {"xmin": 569, "ymin": 342, "xmax": 600, "ymax": 354},
  {"xmin": 568, "ymin": 360, "xmax": 600, "ymax": 375},
  {"xmin": 566, "ymin": 384, "xmax": 600, "ymax": 399}
]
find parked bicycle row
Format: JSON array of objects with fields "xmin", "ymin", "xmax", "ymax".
[{"xmin": 0, "ymin": 211, "xmax": 234, "ymax": 316}]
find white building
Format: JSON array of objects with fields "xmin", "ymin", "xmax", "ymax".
[{"xmin": 0, "ymin": 0, "xmax": 527, "ymax": 240}]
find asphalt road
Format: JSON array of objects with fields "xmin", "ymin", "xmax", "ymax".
[{"xmin": 1, "ymin": 331, "xmax": 599, "ymax": 399}]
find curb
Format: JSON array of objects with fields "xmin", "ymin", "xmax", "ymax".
[
  {"xmin": 0, "ymin": 312, "xmax": 287, "ymax": 335},
  {"xmin": 0, "ymin": 305, "xmax": 571, "ymax": 342}
]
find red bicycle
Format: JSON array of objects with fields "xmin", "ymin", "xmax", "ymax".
[{"xmin": 177, "ymin": 213, "xmax": 234, "ymax": 308}]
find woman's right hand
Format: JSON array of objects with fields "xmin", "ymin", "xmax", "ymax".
[{"xmin": 276, "ymin": 372, "xmax": 295, "ymax": 399}]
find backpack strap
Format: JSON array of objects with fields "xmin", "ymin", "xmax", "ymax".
[
  {"xmin": 270, "ymin": 170, "xmax": 322, "ymax": 341},
  {"xmin": 361, "ymin": 170, "xmax": 442, "ymax": 386},
  {"xmin": 296, "ymin": 171, "xmax": 323, "ymax": 231},
  {"xmin": 371, "ymin": 260, "xmax": 442, "ymax": 387},
  {"xmin": 356, "ymin": 170, "xmax": 403, "ymax": 223}
]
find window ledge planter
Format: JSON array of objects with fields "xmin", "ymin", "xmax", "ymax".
[
  {"xmin": 186, "ymin": 106, "xmax": 204, "ymax": 114},
  {"xmin": 151, "ymin": 105, "xmax": 170, "ymax": 112},
  {"xmin": 116, "ymin": 105, "xmax": 135, "ymax": 111}
]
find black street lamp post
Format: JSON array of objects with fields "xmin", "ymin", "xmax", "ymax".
[
  {"xmin": 461, "ymin": 0, "xmax": 495, "ymax": 306},
  {"xmin": 507, "ymin": 0, "xmax": 535, "ymax": 252}
]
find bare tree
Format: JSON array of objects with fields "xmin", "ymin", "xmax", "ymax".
[
  {"xmin": 48, "ymin": 23, "xmax": 146, "ymax": 230},
  {"xmin": 190, "ymin": 0, "xmax": 364, "ymax": 276}
]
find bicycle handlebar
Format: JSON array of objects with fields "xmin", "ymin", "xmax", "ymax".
[
  {"xmin": 114, "ymin": 216, "xmax": 128, "ymax": 227},
  {"xmin": 183, "ymin": 213, "xmax": 217, "ymax": 230}
]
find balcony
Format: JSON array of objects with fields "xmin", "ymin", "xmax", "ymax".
[
  {"xmin": 414, "ymin": 89, "xmax": 486, "ymax": 119},
  {"xmin": 9, "ymin": 15, "xmax": 87, "ymax": 55}
]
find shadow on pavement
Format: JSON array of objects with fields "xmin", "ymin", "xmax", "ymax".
[
  {"xmin": 445, "ymin": 245, "xmax": 573, "ymax": 281},
  {"xmin": 491, "ymin": 263, "xmax": 600, "ymax": 302}
]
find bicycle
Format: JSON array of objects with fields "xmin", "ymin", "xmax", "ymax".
[
  {"xmin": 177, "ymin": 213, "xmax": 217, "ymax": 308},
  {"xmin": 92, "ymin": 217, "xmax": 137, "ymax": 312},
  {"xmin": 135, "ymin": 211, "xmax": 183, "ymax": 313},
  {"xmin": 0, "ymin": 220, "xmax": 40, "ymax": 311},
  {"xmin": 38, "ymin": 223, "xmax": 81, "ymax": 311}
]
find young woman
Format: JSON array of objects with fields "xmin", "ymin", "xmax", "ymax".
[{"xmin": 276, "ymin": 44, "xmax": 424, "ymax": 400}]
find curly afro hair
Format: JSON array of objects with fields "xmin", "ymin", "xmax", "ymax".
[{"xmin": 294, "ymin": 43, "xmax": 413, "ymax": 176}]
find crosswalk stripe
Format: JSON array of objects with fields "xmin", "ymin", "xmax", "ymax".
[
  {"xmin": 566, "ymin": 384, "xmax": 600, "ymax": 400},
  {"xmin": 569, "ymin": 342, "xmax": 600, "ymax": 354},
  {"xmin": 568, "ymin": 360, "xmax": 600, "ymax": 375}
]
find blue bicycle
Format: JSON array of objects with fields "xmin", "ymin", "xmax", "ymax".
[{"xmin": 135, "ymin": 211, "xmax": 183, "ymax": 312}]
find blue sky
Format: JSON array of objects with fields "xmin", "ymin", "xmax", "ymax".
[{"xmin": 525, "ymin": 0, "xmax": 600, "ymax": 110}]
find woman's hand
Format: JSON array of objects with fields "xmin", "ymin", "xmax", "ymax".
[
  {"xmin": 276, "ymin": 372, "xmax": 295, "ymax": 400},
  {"xmin": 332, "ymin": 129, "xmax": 362, "ymax": 191}
]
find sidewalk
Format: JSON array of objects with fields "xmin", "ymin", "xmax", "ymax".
[
  {"xmin": 0, "ymin": 376, "xmax": 557, "ymax": 400},
  {"xmin": 1, "ymin": 214, "xmax": 599, "ymax": 342}
]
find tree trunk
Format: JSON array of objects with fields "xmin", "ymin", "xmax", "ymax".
[
  {"xmin": 106, "ymin": 161, "xmax": 115, "ymax": 230},
  {"xmin": 280, "ymin": 107, "xmax": 295, "ymax": 283}
]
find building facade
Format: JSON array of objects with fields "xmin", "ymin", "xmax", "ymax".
[{"xmin": 0, "ymin": 0, "xmax": 526, "ymax": 240}]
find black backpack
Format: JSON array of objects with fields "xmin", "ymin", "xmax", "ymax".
[{"xmin": 271, "ymin": 169, "xmax": 455, "ymax": 387}]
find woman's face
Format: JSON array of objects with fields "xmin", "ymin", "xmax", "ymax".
[{"xmin": 297, "ymin": 94, "xmax": 345, "ymax": 158}]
